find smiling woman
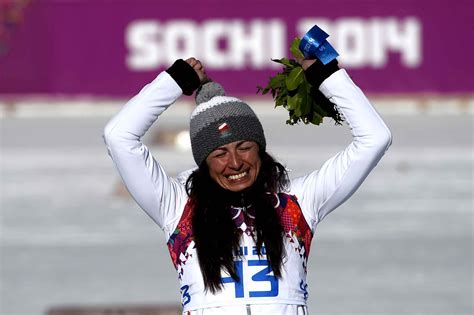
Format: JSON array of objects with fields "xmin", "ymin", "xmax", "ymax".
[
  {"xmin": 206, "ymin": 140, "xmax": 262, "ymax": 192},
  {"xmin": 103, "ymin": 56, "xmax": 392, "ymax": 314}
]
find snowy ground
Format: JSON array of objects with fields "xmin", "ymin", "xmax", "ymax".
[{"xmin": 1, "ymin": 99, "xmax": 472, "ymax": 315}]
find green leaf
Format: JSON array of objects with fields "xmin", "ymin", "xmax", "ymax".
[
  {"xmin": 256, "ymin": 86, "xmax": 270, "ymax": 95},
  {"xmin": 287, "ymin": 87, "xmax": 303, "ymax": 111},
  {"xmin": 297, "ymin": 84, "xmax": 311, "ymax": 117},
  {"xmin": 290, "ymin": 37, "xmax": 304, "ymax": 59},
  {"xmin": 287, "ymin": 109, "xmax": 299, "ymax": 125},
  {"xmin": 311, "ymin": 112, "xmax": 324, "ymax": 125},
  {"xmin": 272, "ymin": 58, "xmax": 294, "ymax": 68},
  {"xmin": 269, "ymin": 73, "xmax": 286, "ymax": 89},
  {"xmin": 313, "ymin": 103, "xmax": 328, "ymax": 117},
  {"xmin": 285, "ymin": 66, "xmax": 304, "ymax": 91},
  {"xmin": 275, "ymin": 90, "xmax": 287, "ymax": 107}
]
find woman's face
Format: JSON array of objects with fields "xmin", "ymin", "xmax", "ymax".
[{"xmin": 206, "ymin": 140, "xmax": 261, "ymax": 192}]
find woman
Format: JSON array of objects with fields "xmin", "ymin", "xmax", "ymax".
[{"xmin": 103, "ymin": 57, "xmax": 392, "ymax": 314}]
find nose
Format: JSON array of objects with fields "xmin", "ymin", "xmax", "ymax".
[{"xmin": 228, "ymin": 151, "xmax": 243, "ymax": 170}]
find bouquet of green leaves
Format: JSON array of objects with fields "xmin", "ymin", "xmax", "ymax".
[{"xmin": 257, "ymin": 38, "xmax": 343, "ymax": 126}]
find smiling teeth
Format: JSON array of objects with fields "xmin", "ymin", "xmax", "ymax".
[{"xmin": 228, "ymin": 172, "xmax": 247, "ymax": 180}]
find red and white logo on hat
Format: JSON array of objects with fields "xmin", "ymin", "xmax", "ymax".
[{"xmin": 218, "ymin": 122, "xmax": 232, "ymax": 137}]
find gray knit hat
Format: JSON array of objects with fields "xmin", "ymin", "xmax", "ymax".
[{"xmin": 190, "ymin": 82, "xmax": 266, "ymax": 166}]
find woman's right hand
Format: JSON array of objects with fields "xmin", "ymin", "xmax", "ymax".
[{"xmin": 185, "ymin": 57, "xmax": 209, "ymax": 84}]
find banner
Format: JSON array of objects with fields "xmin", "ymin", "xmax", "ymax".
[{"xmin": 0, "ymin": 0, "xmax": 472, "ymax": 96}]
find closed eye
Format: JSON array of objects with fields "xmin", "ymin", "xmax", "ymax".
[
  {"xmin": 238, "ymin": 146, "xmax": 251, "ymax": 151},
  {"xmin": 211, "ymin": 150, "xmax": 227, "ymax": 158},
  {"xmin": 237, "ymin": 141, "xmax": 254, "ymax": 151}
]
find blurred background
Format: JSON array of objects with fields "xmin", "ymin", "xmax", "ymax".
[{"xmin": 1, "ymin": 0, "xmax": 472, "ymax": 314}]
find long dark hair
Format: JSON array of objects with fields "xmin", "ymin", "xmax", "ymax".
[{"xmin": 185, "ymin": 151, "xmax": 289, "ymax": 293}]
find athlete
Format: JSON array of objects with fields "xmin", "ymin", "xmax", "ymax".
[{"xmin": 103, "ymin": 56, "xmax": 392, "ymax": 314}]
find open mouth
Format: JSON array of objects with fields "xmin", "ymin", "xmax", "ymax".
[{"xmin": 227, "ymin": 171, "xmax": 248, "ymax": 180}]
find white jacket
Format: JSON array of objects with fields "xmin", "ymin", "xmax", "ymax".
[{"xmin": 103, "ymin": 69, "xmax": 392, "ymax": 314}]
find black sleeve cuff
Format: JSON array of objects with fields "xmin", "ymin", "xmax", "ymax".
[
  {"xmin": 304, "ymin": 59, "xmax": 340, "ymax": 88},
  {"xmin": 166, "ymin": 59, "xmax": 200, "ymax": 95}
]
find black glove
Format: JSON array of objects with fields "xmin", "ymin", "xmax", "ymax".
[
  {"xmin": 166, "ymin": 59, "xmax": 201, "ymax": 95},
  {"xmin": 304, "ymin": 59, "xmax": 340, "ymax": 88}
]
